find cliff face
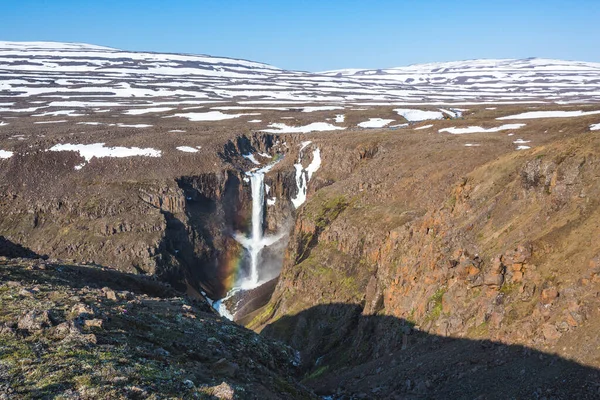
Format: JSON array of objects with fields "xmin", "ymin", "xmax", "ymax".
[
  {"xmin": 254, "ymin": 126, "xmax": 600, "ymax": 393},
  {"xmin": 0, "ymin": 133, "xmax": 298, "ymax": 299}
]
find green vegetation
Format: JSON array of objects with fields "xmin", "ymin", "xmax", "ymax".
[
  {"xmin": 424, "ymin": 287, "xmax": 446, "ymax": 322},
  {"xmin": 314, "ymin": 195, "xmax": 349, "ymax": 229},
  {"xmin": 0, "ymin": 259, "xmax": 311, "ymax": 399},
  {"xmin": 447, "ymin": 195, "xmax": 457, "ymax": 210}
]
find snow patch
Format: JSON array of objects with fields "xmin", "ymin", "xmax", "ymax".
[
  {"xmin": 33, "ymin": 120, "xmax": 68, "ymax": 124},
  {"xmin": 169, "ymin": 111, "xmax": 259, "ymax": 121},
  {"xmin": 116, "ymin": 123, "xmax": 152, "ymax": 128},
  {"xmin": 414, "ymin": 124, "xmax": 433, "ymax": 130},
  {"xmin": 358, "ymin": 118, "xmax": 395, "ymax": 128},
  {"xmin": 394, "ymin": 108, "xmax": 444, "ymax": 122},
  {"xmin": 0, "ymin": 149, "xmax": 13, "ymax": 159},
  {"xmin": 176, "ymin": 146, "xmax": 199, "ymax": 153},
  {"xmin": 123, "ymin": 107, "xmax": 174, "ymax": 115},
  {"xmin": 590, "ymin": 123, "xmax": 600, "ymax": 131},
  {"xmin": 291, "ymin": 147, "xmax": 321, "ymax": 209},
  {"xmin": 439, "ymin": 124, "xmax": 525, "ymax": 134},
  {"xmin": 243, "ymin": 153, "xmax": 260, "ymax": 165},
  {"xmin": 498, "ymin": 110, "xmax": 600, "ymax": 120},
  {"xmin": 33, "ymin": 110, "xmax": 84, "ymax": 117},
  {"xmin": 261, "ymin": 122, "xmax": 345, "ymax": 134},
  {"xmin": 49, "ymin": 143, "xmax": 161, "ymax": 168},
  {"xmin": 301, "ymin": 106, "xmax": 344, "ymax": 112}
]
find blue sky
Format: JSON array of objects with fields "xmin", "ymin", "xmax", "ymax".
[{"xmin": 0, "ymin": 0, "xmax": 598, "ymax": 71}]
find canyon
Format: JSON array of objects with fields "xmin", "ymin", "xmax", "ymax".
[{"xmin": 1, "ymin": 42, "xmax": 600, "ymax": 399}]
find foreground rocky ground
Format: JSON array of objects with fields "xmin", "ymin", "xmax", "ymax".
[{"xmin": 0, "ymin": 252, "xmax": 314, "ymax": 399}]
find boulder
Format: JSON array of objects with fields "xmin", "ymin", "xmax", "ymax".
[
  {"xmin": 17, "ymin": 310, "xmax": 53, "ymax": 331},
  {"xmin": 541, "ymin": 288, "xmax": 559, "ymax": 305}
]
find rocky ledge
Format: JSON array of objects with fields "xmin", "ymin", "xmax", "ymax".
[{"xmin": 0, "ymin": 256, "xmax": 315, "ymax": 399}]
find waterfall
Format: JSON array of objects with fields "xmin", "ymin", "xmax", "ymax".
[
  {"xmin": 234, "ymin": 159, "xmax": 283, "ymax": 290},
  {"xmin": 248, "ymin": 172, "xmax": 265, "ymax": 285}
]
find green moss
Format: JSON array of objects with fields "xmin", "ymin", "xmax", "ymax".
[
  {"xmin": 499, "ymin": 281, "xmax": 519, "ymax": 295},
  {"xmin": 468, "ymin": 321, "xmax": 489, "ymax": 337},
  {"xmin": 447, "ymin": 195, "xmax": 457, "ymax": 210},
  {"xmin": 424, "ymin": 287, "xmax": 446, "ymax": 322},
  {"xmin": 313, "ymin": 195, "xmax": 349, "ymax": 229}
]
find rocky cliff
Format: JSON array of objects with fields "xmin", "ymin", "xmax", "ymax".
[
  {"xmin": 0, "ymin": 132, "xmax": 298, "ymax": 299},
  {"xmin": 250, "ymin": 114, "xmax": 600, "ymax": 397}
]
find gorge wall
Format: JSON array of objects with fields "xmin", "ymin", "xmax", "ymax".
[
  {"xmin": 250, "ymin": 127, "xmax": 600, "ymax": 390},
  {"xmin": 0, "ymin": 133, "xmax": 303, "ymax": 299}
]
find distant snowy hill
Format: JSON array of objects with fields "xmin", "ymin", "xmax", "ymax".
[{"xmin": 0, "ymin": 41, "xmax": 599, "ymax": 107}]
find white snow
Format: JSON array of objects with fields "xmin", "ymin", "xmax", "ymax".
[
  {"xmin": 590, "ymin": 123, "xmax": 600, "ymax": 131},
  {"xmin": 75, "ymin": 122, "xmax": 152, "ymax": 128},
  {"xmin": 334, "ymin": 114, "xmax": 345, "ymax": 123},
  {"xmin": 116, "ymin": 123, "xmax": 152, "ymax": 128},
  {"xmin": 465, "ymin": 143, "xmax": 481, "ymax": 147},
  {"xmin": 414, "ymin": 124, "xmax": 433, "ymax": 130},
  {"xmin": 301, "ymin": 106, "xmax": 344, "ymax": 112},
  {"xmin": 516, "ymin": 145, "xmax": 531, "ymax": 150},
  {"xmin": 169, "ymin": 111, "xmax": 259, "ymax": 121},
  {"xmin": 168, "ymin": 129, "xmax": 186, "ymax": 132},
  {"xmin": 498, "ymin": 110, "xmax": 600, "ymax": 120},
  {"xmin": 123, "ymin": 107, "xmax": 174, "ymax": 115},
  {"xmin": 394, "ymin": 108, "xmax": 445, "ymax": 122},
  {"xmin": 248, "ymin": 119, "xmax": 262, "ymax": 123},
  {"xmin": 0, "ymin": 107, "xmax": 43, "ymax": 113},
  {"xmin": 261, "ymin": 122, "xmax": 345, "ymax": 134},
  {"xmin": 49, "ymin": 143, "xmax": 161, "ymax": 168},
  {"xmin": 358, "ymin": 118, "xmax": 395, "ymax": 128},
  {"xmin": 0, "ymin": 121, "xmax": 9, "ymax": 127},
  {"xmin": 267, "ymin": 197, "xmax": 276, "ymax": 206},
  {"xmin": 243, "ymin": 153, "xmax": 260, "ymax": 165},
  {"xmin": 33, "ymin": 120, "xmax": 68, "ymax": 124},
  {"xmin": 299, "ymin": 141, "xmax": 312, "ymax": 153},
  {"xmin": 291, "ymin": 148, "xmax": 321, "ymax": 208},
  {"xmin": 1, "ymin": 42, "xmax": 600, "ymax": 105},
  {"xmin": 33, "ymin": 110, "xmax": 84, "ymax": 117},
  {"xmin": 306, "ymin": 148, "xmax": 321, "ymax": 180},
  {"xmin": 439, "ymin": 124, "xmax": 525, "ymax": 134},
  {"xmin": 176, "ymin": 146, "xmax": 199, "ymax": 153},
  {"xmin": 439, "ymin": 108, "xmax": 462, "ymax": 118},
  {"xmin": 0, "ymin": 149, "xmax": 13, "ymax": 159},
  {"xmin": 513, "ymin": 139, "xmax": 531, "ymax": 144}
]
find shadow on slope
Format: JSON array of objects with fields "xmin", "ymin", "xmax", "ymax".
[
  {"xmin": 262, "ymin": 303, "xmax": 600, "ymax": 399},
  {"xmin": 0, "ymin": 236, "xmax": 43, "ymax": 259}
]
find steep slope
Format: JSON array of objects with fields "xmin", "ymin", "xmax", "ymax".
[
  {"xmin": 250, "ymin": 109, "xmax": 600, "ymax": 397},
  {"xmin": 0, "ymin": 252, "xmax": 315, "ymax": 399}
]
